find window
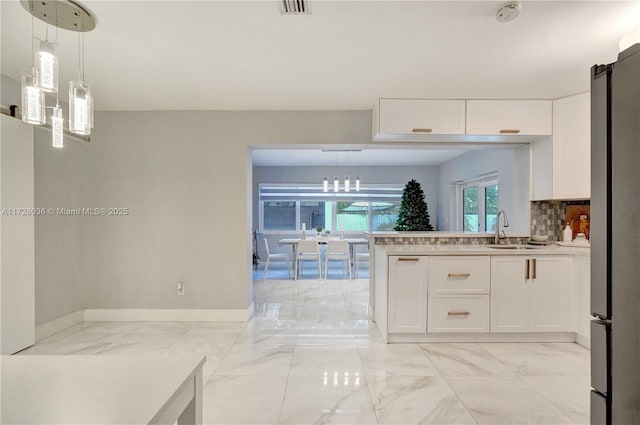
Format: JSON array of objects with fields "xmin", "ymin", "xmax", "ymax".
[
  {"xmin": 258, "ymin": 184, "xmax": 404, "ymax": 232},
  {"xmin": 263, "ymin": 201, "xmax": 296, "ymax": 230},
  {"xmin": 459, "ymin": 176, "xmax": 499, "ymax": 233}
]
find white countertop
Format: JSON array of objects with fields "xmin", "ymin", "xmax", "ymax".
[
  {"xmin": 1, "ymin": 355, "xmax": 206, "ymax": 424},
  {"xmin": 368, "ymin": 231, "xmax": 531, "ymax": 238},
  {"xmin": 375, "ymin": 243, "xmax": 590, "ymax": 256}
]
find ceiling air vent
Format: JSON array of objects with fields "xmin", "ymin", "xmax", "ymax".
[{"xmin": 281, "ymin": 0, "xmax": 310, "ymax": 15}]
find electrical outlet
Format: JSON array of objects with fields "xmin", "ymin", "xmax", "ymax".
[{"xmin": 177, "ymin": 282, "xmax": 185, "ymax": 296}]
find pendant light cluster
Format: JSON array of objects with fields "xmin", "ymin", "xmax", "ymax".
[
  {"xmin": 20, "ymin": 0, "xmax": 96, "ymax": 148},
  {"xmin": 322, "ymin": 150, "xmax": 362, "ymax": 193}
]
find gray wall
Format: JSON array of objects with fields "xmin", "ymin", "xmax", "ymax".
[
  {"xmin": 33, "ymin": 128, "xmax": 90, "ymax": 325},
  {"xmin": 436, "ymin": 147, "xmax": 530, "ymax": 234}
]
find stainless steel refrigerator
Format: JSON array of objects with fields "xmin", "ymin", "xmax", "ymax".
[{"xmin": 591, "ymin": 43, "xmax": 640, "ymax": 425}]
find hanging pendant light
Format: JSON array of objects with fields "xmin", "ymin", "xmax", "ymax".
[
  {"xmin": 344, "ymin": 175, "xmax": 350, "ymax": 192},
  {"xmin": 69, "ymin": 80, "xmax": 92, "ymax": 135},
  {"xmin": 19, "ymin": 0, "xmax": 97, "ymax": 143},
  {"xmin": 35, "ymin": 39, "xmax": 58, "ymax": 93},
  {"xmin": 323, "ymin": 176, "xmax": 329, "ymax": 192},
  {"xmin": 21, "ymin": 69, "xmax": 46, "ymax": 125},
  {"xmin": 355, "ymin": 176, "xmax": 360, "ymax": 192},
  {"xmin": 333, "ymin": 175, "xmax": 339, "ymax": 192},
  {"xmin": 51, "ymin": 105, "xmax": 64, "ymax": 148},
  {"xmin": 69, "ymin": 31, "xmax": 93, "ymax": 135}
]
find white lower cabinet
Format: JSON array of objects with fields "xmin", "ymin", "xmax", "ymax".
[
  {"xmin": 491, "ymin": 256, "xmax": 571, "ymax": 333},
  {"xmin": 387, "ymin": 256, "xmax": 428, "ymax": 333}
]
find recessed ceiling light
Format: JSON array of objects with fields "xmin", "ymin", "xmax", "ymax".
[{"xmin": 496, "ymin": 2, "xmax": 522, "ymax": 23}]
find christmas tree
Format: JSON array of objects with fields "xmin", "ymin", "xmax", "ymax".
[{"xmin": 394, "ymin": 179, "xmax": 434, "ymax": 231}]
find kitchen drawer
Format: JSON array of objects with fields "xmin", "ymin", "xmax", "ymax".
[
  {"xmin": 428, "ymin": 295, "xmax": 490, "ymax": 333},
  {"xmin": 428, "ymin": 256, "xmax": 490, "ymax": 294}
]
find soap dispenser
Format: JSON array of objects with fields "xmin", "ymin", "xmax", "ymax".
[{"xmin": 563, "ymin": 222, "xmax": 573, "ymax": 243}]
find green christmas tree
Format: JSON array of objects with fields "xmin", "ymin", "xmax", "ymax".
[{"xmin": 394, "ymin": 179, "xmax": 434, "ymax": 231}]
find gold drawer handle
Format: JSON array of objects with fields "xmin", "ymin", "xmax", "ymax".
[
  {"xmin": 412, "ymin": 128, "xmax": 433, "ymax": 133},
  {"xmin": 397, "ymin": 258, "xmax": 419, "ymax": 262},
  {"xmin": 499, "ymin": 129, "xmax": 520, "ymax": 134},
  {"xmin": 448, "ymin": 311, "xmax": 471, "ymax": 316},
  {"xmin": 448, "ymin": 273, "xmax": 471, "ymax": 278}
]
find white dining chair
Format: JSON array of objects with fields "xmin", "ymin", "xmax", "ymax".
[
  {"xmin": 295, "ymin": 239, "xmax": 321, "ymax": 280},
  {"xmin": 324, "ymin": 240, "xmax": 352, "ymax": 280},
  {"xmin": 263, "ymin": 238, "xmax": 291, "ymax": 280},
  {"xmin": 355, "ymin": 251, "xmax": 370, "ymax": 278}
]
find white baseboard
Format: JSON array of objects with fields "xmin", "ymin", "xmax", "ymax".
[
  {"xmin": 35, "ymin": 310, "xmax": 84, "ymax": 341},
  {"xmin": 84, "ymin": 305, "xmax": 255, "ymax": 322},
  {"xmin": 388, "ymin": 332, "xmax": 578, "ymax": 343},
  {"xmin": 576, "ymin": 333, "xmax": 591, "ymax": 349}
]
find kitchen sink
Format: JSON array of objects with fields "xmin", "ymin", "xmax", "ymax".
[{"xmin": 486, "ymin": 245, "xmax": 531, "ymax": 249}]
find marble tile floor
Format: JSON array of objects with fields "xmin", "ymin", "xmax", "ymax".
[{"xmin": 20, "ymin": 278, "xmax": 590, "ymax": 425}]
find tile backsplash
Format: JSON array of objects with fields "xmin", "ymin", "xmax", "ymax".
[{"xmin": 530, "ymin": 200, "xmax": 590, "ymax": 242}]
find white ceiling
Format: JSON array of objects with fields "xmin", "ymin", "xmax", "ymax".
[{"xmin": 1, "ymin": 1, "xmax": 638, "ymax": 112}]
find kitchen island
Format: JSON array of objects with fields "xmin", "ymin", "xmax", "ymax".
[{"xmin": 370, "ymin": 238, "xmax": 591, "ymax": 346}]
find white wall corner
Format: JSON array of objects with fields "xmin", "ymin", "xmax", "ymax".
[
  {"xmin": 35, "ymin": 310, "xmax": 84, "ymax": 341},
  {"xmin": 83, "ymin": 307, "xmax": 255, "ymax": 322}
]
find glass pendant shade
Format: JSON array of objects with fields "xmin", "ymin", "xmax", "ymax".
[
  {"xmin": 51, "ymin": 106, "xmax": 64, "ymax": 148},
  {"xmin": 21, "ymin": 70, "xmax": 46, "ymax": 125},
  {"xmin": 323, "ymin": 176, "xmax": 329, "ymax": 192},
  {"xmin": 333, "ymin": 176, "xmax": 339, "ymax": 193},
  {"xmin": 355, "ymin": 176, "xmax": 360, "ymax": 192},
  {"xmin": 69, "ymin": 81, "xmax": 92, "ymax": 135},
  {"xmin": 344, "ymin": 175, "xmax": 350, "ymax": 192},
  {"xmin": 35, "ymin": 40, "xmax": 58, "ymax": 93}
]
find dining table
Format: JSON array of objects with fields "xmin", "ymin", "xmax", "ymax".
[{"xmin": 278, "ymin": 236, "xmax": 368, "ymax": 278}]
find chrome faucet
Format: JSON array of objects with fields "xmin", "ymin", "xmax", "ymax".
[{"xmin": 495, "ymin": 210, "xmax": 510, "ymax": 244}]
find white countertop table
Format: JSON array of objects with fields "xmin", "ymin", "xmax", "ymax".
[{"xmin": 1, "ymin": 355, "xmax": 206, "ymax": 424}]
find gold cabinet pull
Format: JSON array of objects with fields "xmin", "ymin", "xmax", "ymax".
[
  {"xmin": 448, "ymin": 311, "xmax": 471, "ymax": 316},
  {"xmin": 448, "ymin": 273, "xmax": 471, "ymax": 278},
  {"xmin": 532, "ymin": 258, "xmax": 537, "ymax": 279},
  {"xmin": 525, "ymin": 259, "xmax": 530, "ymax": 280},
  {"xmin": 412, "ymin": 128, "xmax": 433, "ymax": 133},
  {"xmin": 499, "ymin": 129, "xmax": 520, "ymax": 134},
  {"xmin": 397, "ymin": 258, "xmax": 419, "ymax": 262}
]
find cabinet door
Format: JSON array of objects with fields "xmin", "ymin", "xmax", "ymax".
[
  {"xmin": 377, "ymin": 99, "xmax": 466, "ymax": 135},
  {"xmin": 552, "ymin": 93, "xmax": 591, "ymax": 199},
  {"xmin": 530, "ymin": 138, "xmax": 553, "ymax": 201},
  {"xmin": 490, "ymin": 256, "xmax": 528, "ymax": 332},
  {"xmin": 529, "ymin": 256, "xmax": 571, "ymax": 332},
  {"xmin": 466, "ymin": 100, "xmax": 552, "ymax": 136},
  {"xmin": 387, "ymin": 256, "xmax": 428, "ymax": 333}
]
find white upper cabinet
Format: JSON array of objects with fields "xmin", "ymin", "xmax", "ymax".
[
  {"xmin": 530, "ymin": 93, "xmax": 590, "ymax": 201},
  {"xmin": 466, "ymin": 100, "xmax": 552, "ymax": 136},
  {"xmin": 552, "ymin": 93, "xmax": 591, "ymax": 199},
  {"xmin": 373, "ymin": 99, "xmax": 466, "ymax": 141}
]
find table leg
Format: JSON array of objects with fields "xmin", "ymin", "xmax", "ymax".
[{"xmin": 177, "ymin": 369, "xmax": 203, "ymax": 425}]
